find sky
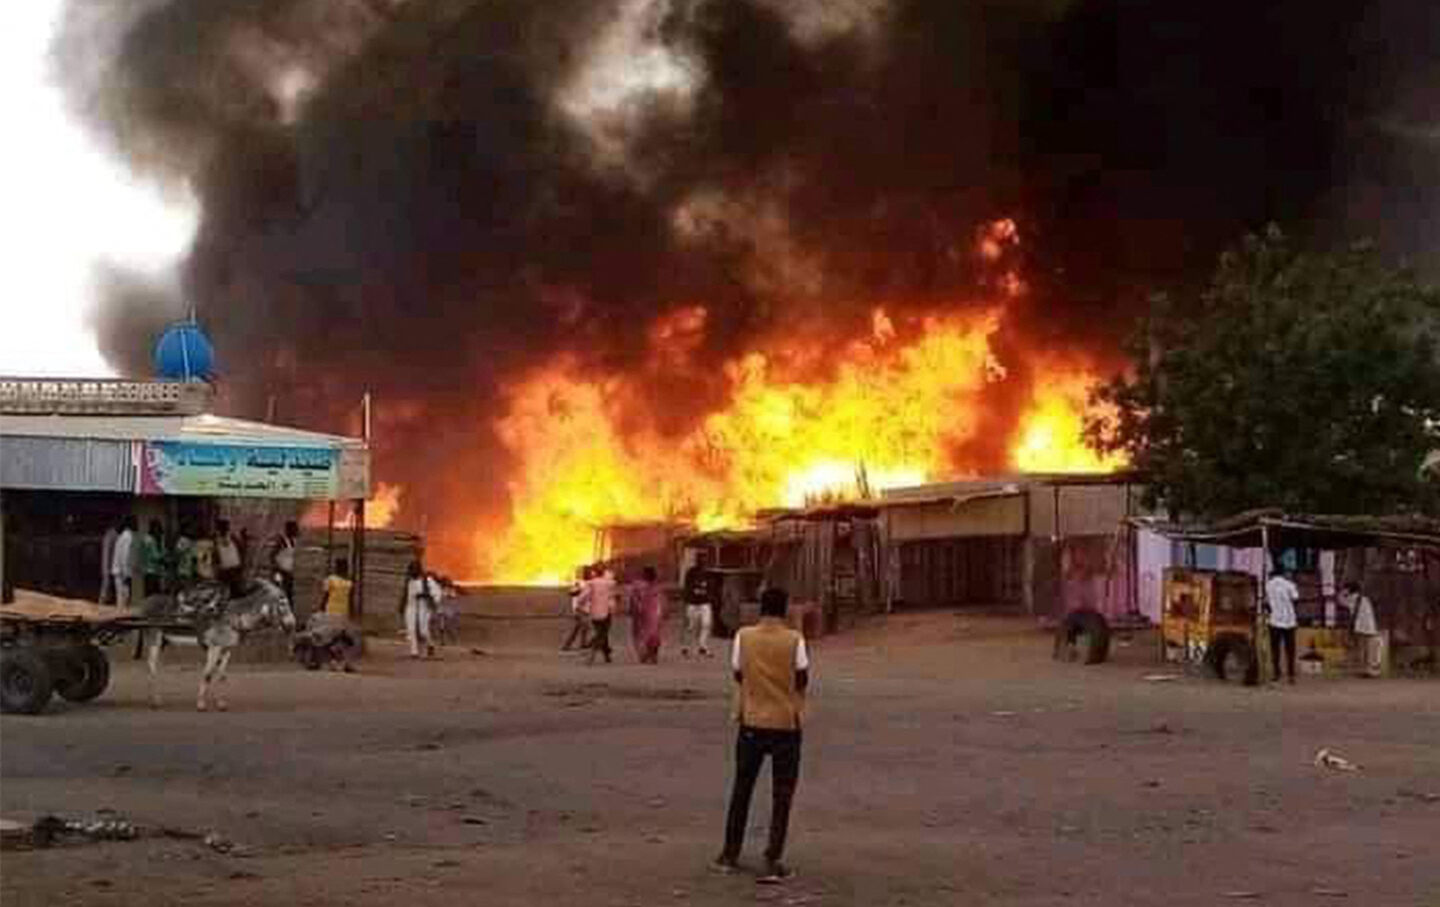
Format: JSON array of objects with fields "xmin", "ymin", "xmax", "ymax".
[{"xmin": 0, "ymin": 0, "xmax": 195, "ymax": 379}]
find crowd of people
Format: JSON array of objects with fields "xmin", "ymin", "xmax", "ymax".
[
  {"xmin": 101, "ymin": 515, "xmax": 289, "ymax": 607},
  {"xmin": 563, "ymin": 558, "xmax": 718, "ymax": 666}
]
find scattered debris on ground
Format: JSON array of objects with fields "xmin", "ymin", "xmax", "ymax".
[
  {"xmin": 543, "ymin": 682, "xmax": 711, "ymax": 702},
  {"xmin": 1142, "ymin": 673, "xmax": 1180, "ymax": 682},
  {"xmin": 203, "ymin": 831, "xmax": 235, "ymax": 853},
  {"xmin": 0, "ymin": 819, "xmax": 31, "ymax": 851},
  {"xmin": 32, "ymin": 814, "xmax": 140, "ymax": 846},
  {"xmin": 1314, "ymin": 749, "xmax": 1361, "ymax": 772},
  {"xmin": 1, "ymin": 812, "xmax": 247, "ymax": 855}
]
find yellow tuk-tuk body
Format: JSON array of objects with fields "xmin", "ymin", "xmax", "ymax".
[{"xmin": 1161, "ymin": 568, "xmax": 1258, "ymax": 666}]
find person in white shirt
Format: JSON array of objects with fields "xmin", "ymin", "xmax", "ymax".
[
  {"xmin": 1265, "ymin": 568, "xmax": 1300, "ymax": 684},
  {"xmin": 110, "ymin": 516, "xmax": 137, "ymax": 608},
  {"xmin": 99, "ymin": 520, "xmax": 119, "ymax": 604},
  {"xmin": 215, "ymin": 519, "xmax": 244, "ymax": 597},
  {"xmin": 581, "ymin": 566, "xmax": 618, "ymax": 665},
  {"xmin": 1343, "ymin": 581, "xmax": 1383, "ymax": 677},
  {"xmin": 561, "ymin": 565, "xmax": 594, "ymax": 652},
  {"xmin": 401, "ymin": 559, "xmax": 443, "ymax": 658},
  {"xmin": 681, "ymin": 561, "xmax": 715, "ymax": 658},
  {"xmin": 270, "ymin": 520, "xmax": 299, "ymax": 604}
]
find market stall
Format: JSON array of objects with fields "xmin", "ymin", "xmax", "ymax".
[
  {"xmin": 1132, "ymin": 509, "xmax": 1440, "ymax": 679},
  {"xmin": 1, "ymin": 378, "xmax": 371, "ymax": 614}
]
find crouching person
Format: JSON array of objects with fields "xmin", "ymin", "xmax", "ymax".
[{"xmin": 296, "ymin": 557, "xmax": 359, "ymax": 672}]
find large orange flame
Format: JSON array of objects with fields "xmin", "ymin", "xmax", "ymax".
[
  {"xmin": 1011, "ymin": 370, "xmax": 1125, "ymax": 474},
  {"xmin": 302, "ymin": 481, "xmax": 403, "ymax": 530},
  {"xmin": 477, "ymin": 305, "xmax": 1119, "ymax": 584},
  {"xmin": 467, "ymin": 218, "xmax": 1120, "ymax": 583}
]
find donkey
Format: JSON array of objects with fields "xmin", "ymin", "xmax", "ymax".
[{"xmin": 140, "ymin": 578, "xmax": 296, "ymax": 711}]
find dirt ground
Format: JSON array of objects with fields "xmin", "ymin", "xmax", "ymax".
[{"xmin": 3, "ymin": 610, "xmax": 1438, "ymax": 907}]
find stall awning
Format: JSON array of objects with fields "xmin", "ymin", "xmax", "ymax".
[
  {"xmin": 1130, "ymin": 509, "xmax": 1440, "ymax": 551},
  {"xmin": 1, "ymin": 412, "xmax": 369, "ymax": 500}
]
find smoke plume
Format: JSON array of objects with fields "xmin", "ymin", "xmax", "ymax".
[
  {"xmin": 57, "ymin": 0, "xmax": 1440, "ymax": 569},
  {"xmin": 84, "ymin": 262, "xmax": 187, "ymax": 374}
]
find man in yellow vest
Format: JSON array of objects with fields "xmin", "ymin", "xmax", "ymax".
[{"xmin": 713, "ymin": 587, "xmax": 809, "ymax": 883}]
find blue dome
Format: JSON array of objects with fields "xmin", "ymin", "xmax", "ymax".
[{"xmin": 153, "ymin": 321, "xmax": 215, "ymax": 381}]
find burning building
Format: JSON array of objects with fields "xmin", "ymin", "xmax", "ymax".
[{"xmin": 61, "ymin": 1, "xmax": 1436, "ymax": 583}]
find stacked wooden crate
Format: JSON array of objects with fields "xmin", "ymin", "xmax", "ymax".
[{"xmin": 293, "ymin": 529, "xmax": 422, "ymax": 627}]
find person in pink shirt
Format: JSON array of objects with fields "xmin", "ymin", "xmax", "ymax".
[{"xmin": 629, "ymin": 566, "xmax": 665, "ymax": 664}]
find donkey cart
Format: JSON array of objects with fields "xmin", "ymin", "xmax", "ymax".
[{"xmin": 0, "ymin": 593, "xmax": 169, "ymax": 715}]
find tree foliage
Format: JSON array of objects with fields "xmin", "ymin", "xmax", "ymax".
[{"xmin": 1089, "ymin": 228, "xmax": 1440, "ymax": 518}]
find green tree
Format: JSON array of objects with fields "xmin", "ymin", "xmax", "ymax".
[{"xmin": 1089, "ymin": 228, "xmax": 1440, "ymax": 518}]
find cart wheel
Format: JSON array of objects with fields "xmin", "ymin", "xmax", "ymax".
[
  {"xmin": 1053, "ymin": 610, "xmax": 1111, "ymax": 665},
  {"xmin": 1, "ymin": 649, "xmax": 55, "ymax": 714},
  {"xmin": 1208, "ymin": 634, "xmax": 1258, "ymax": 686},
  {"xmin": 53, "ymin": 645, "xmax": 111, "ymax": 703},
  {"xmin": 294, "ymin": 641, "xmax": 324, "ymax": 671}
]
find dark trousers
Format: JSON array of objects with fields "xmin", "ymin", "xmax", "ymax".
[
  {"xmin": 562, "ymin": 613, "xmax": 592, "ymax": 650},
  {"xmin": 723, "ymin": 727, "xmax": 802, "ymax": 863},
  {"xmin": 220, "ymin": 567, "xmax": 244, "ymax": 598},
  {"xmin": 280, "ymin": 571, "xmax": 294, "ymax": 605},
  {"xmin": 588, "ymin": 617, "xmax": 613, "ymax": 663},
  {"xmin": 1270, "ymin": 626, "xmax": 1297, "ymax": 680}
]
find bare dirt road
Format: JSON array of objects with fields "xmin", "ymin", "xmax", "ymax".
[{"xmin": 3, "ymin": 612, "xmax": 1438, "ymax": 907}]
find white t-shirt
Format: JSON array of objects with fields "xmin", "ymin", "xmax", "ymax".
[
  {"xmin": 585, "ymin": 573, "xmax": 619, "ymax": 620},
  {"xmin": 110, "ymin": 529, "xmax": 133, "ymax": 578},
  {"xmin": 732, "ymin": 629, "xmax": 811, "ymax": 671},
  {"xmin": 1266, "ymin": 576, "xmax": 1299, "ymax": 629},
  {"xmin": 217, "ymin": 536, "xmax": 242, "ymax": 570},
  {"xmin": 1350, "ymin": 594, "xmax": 1378, "ymax": 636},
  {"xmin": 275, "ymin": 536, "xmax": 296, "ymax": 574},
  {"xmin": 406, "ymin": 576, "xmax": 442, "ymax": 611}
]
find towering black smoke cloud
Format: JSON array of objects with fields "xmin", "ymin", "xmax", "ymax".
[{"xmin": 59, "ymin": 0, "xmax": 1439, "ymax": 566}]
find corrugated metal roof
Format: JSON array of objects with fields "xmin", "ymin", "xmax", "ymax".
[
  {"xmin": 883, "ymin": 479, "xmax": 1024, "ymax": 502},
  {"xmin": 878, "ymin": 488, "xmax": 1025, "ymax": 509},
  {"xmin": 0, "ymin": 412, "xmax": 364, "ymax": 449},
  {"xmin": 881, "ymin": 472, "xmax": 1135, "ymax": 502},
  {"xmin": 0, "ymin": 436, "xmax": 135, "ymax": 492},
  {"xmin": 1130, "ymin": 509, "xmax": 1440, "ymax": 550}
]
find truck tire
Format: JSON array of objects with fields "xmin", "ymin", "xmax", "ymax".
[
  {"xmin": 1054, "ymin": 610, "xmax": 1111, "ymax": 665},
  {"xmin": 53, "ymin": 645, "xmax": 111, "ymax": 703},
  {"xmin": 1208, "ymin": 634, "xmax": 1258, "ymax": 686},
  {"xmin": 1, "ymin": 648, "xmax": 55, "ymax": 714}
]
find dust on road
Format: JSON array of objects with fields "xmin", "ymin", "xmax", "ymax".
[{"xmin": 3, "ymin": 613, "xmax": 1438, "ymax": 907}]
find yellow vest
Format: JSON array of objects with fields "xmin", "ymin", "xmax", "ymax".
[
  {"xmin": 323, "ymin": 576, "xmax": 353, "ymax": 617},
  {"xmin": 735, "ymin": 619, "xmax": 805, "ymax": 730}
]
